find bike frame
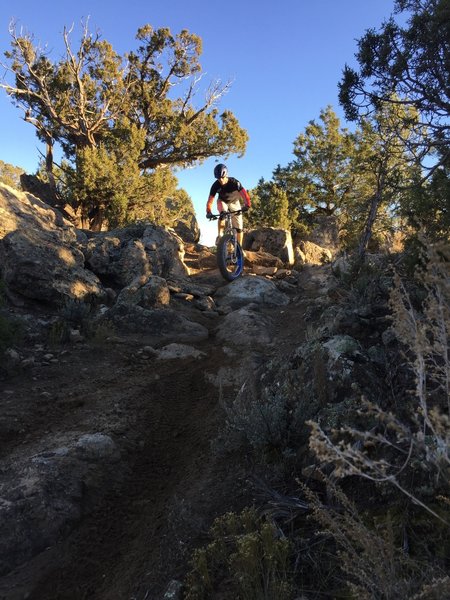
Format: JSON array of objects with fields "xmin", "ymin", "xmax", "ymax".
[{"xmin": 208, "ymin": 209, "xmax": 244, "ymax": 281}]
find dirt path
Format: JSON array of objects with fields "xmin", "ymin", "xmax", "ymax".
[{"xmin": 0, "ymin": 264, "xmax": 326, "ymax": 600}]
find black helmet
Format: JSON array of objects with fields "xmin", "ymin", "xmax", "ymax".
[{"xmin": 214, "ymin": 163, "xmax": 228, "ymax": 179}]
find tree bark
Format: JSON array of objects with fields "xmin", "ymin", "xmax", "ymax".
[
  {"xmin": 357, "ymin": 166, "xmax": 387, "ymax": 263},
  {"xmin": 357, "ymin": 190, "xmax": 382, "ymax": 262}
]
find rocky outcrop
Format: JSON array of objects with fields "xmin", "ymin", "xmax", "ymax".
[
  {"xmin": 298, "ymin": 214, "xmax": 339, "ymax": 254},
  {"xmin": 244, "ymin": 227, "xmax": 294, "ymax": 265},
  {"xmin": 0, "ymin": 432, "xmax": 124, "ymax": 576},
  {"xmin": 172, "ymin": 216, "xmax": 200, "ymax": 244},
  {"xmin": 0, "ymin": 185, "xmax": 192, "ymax": 308},
  {"xmin": 0, "ymin": 184, "xmax": 106, "ymax": 305},
  {"xmin": 83, "ymin": 223, "xmax": 189, "ymax": 288},
  {"xmin": 214, "ymin": 276, "xmax": 290, "ymax": 310},
  {"xmin": 294, "ymin": 240, "xmax": 332, "ymax": 266}
]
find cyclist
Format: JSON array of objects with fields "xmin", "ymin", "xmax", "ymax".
[{"xmin": 206, "ymin": 163, "xmax": 251, "ymax": 246}]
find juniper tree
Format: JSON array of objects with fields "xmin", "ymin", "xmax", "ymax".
[
  {"xmin": 339, "ymin": 0, "xmax": 450, "ymax": 243},
  {"xmin": 247, "ymin": 179, "xmax": 292, "ymax": 230},
  {"xmin": 0, "ymin": 160, "xmax": 24, "ymax": 189},
  {"xmin": 1, "ymin": 21, "xmax": 248, "ymax": 228}
]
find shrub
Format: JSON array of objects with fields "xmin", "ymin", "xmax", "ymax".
[
  {"xmin": 304, "ymin": 241, "xmax": 449, "ymax": 594},
  {"xmin": 184, "ymin": 508, "xmax": 295, "ymax": 600},
  {"xmin": 49, "ymin": 297, "xmax": 104, "ymax": 345}
]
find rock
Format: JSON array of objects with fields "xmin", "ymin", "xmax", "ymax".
[
  {"xmin": 367, "ymin": 345, "xmax": 386, "ymax": 365},
  {"xmin": 4, "ymin": 349, "xmax": 20, "ymax": 362},
  {"xmin": 294, "ymin": 246, "xmax": 306, "ymax": 266},
  {"xmin": 107, "ymin": 304, "xmax": 209, "ymax": 344},
  {"xmin": 382, "ymin": 327, "xmax": 397, "ymax": 346},
  {"xmin": 83, "ymin": 224, "xmax": 188, "ymax": 288},
  {"xmin": 295, "ymin": 240, "xmax": 332, "ymax": 266},
  {"xmin": 244, "ymin": 250, "xmax": 283, "ymax": 269},
  {"xmin": 215, "ymin": 305, "xmax": 273, "ymax": 347},
  {"xmin": 0, "ymin": 434, "xmax": 124, "ymax": 577},
  {"xmin": 156, "ymin": 343, "xmax": 206, "ymax": 360},
  {"xmin": 171, "ymin": 216, "xmax": 200, "ymax": 244},
  {"xmin": 214, "ymin": 276, "xmax": 290, "ymax": 310},
  {"xmin": 75, "ymin": 433, "xmax": 120, "ymax": 462},
  {"xmin": 193, "ymin": 296, "xmax": 216, "ymax": 311},
  {"xmin": 116, "ymin": 275, "xmax": 171, "ymax": 308},
  {"xmin": 251, "ymin": 265, "xmax": 278, "ymax": 276},
  {"xmin": 331, "ymin": 254, "xmax": 352, "ymax": 276},
  {"xmin": 244, "ymin": 228, "xmax": 294, "ymax": 265},
  {"xmin": 197, "ymin": 247, "xmax": 217, "ymax": 269},
  {"xmin": 297, "ymin": 214, "xmax": 339, "ymax": 254},
  {"xmin": 163, "ymin": 579, "xmax": 183, "ymax": 599},
  {"xmin": 0, "ymin": 184, "xmax": 106, "ymax": 306},
  {"xmin": 323, "ymin": 335, "xmax": 363, "ymax": 363}
]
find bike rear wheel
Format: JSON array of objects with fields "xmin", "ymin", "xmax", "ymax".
[{"xmin": 217, "ymin": 234, "xmax": 244, "ymax": 281}]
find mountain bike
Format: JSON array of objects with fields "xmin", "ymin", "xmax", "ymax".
[{"xmin": 207, "ymin": 209, "xmax": 244, "ymax": 281}]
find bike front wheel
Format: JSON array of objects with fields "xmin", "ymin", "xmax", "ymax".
[{"xmin": 216, "ymin": 234, "xmax": 244, "ymax": 281}]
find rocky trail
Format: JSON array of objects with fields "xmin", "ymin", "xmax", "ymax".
[{"xmin": 0, "ymin": 252, "xmax": 329, "ymax": 600}]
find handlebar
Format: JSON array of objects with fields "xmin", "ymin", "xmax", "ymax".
[{"xmin": 207, "ymin": 208, "xmax": 247, "ymax": 220}]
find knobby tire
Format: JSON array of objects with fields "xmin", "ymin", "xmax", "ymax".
[{"xmin": 216, "ymin": 234, "xmax": 244, "ymax": 281}]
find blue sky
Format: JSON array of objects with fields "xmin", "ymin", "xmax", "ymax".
[{"xmin": 0, "ymin": 0, "xmax": 397, "ymax": 244}]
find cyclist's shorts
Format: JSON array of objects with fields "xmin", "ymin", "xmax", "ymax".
[{"xmin": 217, "ymin": 198, "xmax": 243, "ymax": 231}]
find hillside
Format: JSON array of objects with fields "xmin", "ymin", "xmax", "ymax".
[{"xmin": 0, "ymin": 184, "xmax": 448, "ymax": 599}]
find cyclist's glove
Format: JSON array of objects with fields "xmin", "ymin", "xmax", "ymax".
[
  {"xmin": 206, "ymin": 212, "xmax": 213, "ymax": 220},
  {"xmin": 241, "ymin": 205, "xmax": 249, "ymax": 212}
]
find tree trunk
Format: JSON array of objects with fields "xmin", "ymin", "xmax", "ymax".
[
  {"xmin": 357, "ymin": 167, "xmax": 387, "ymax": 263},
  {"xmin": 357, "ymin": 189, "xmax": 382, "ymax": 262},
  {"xmin": 45, "ymin": 138, "xmax": 58, "ymax": 194}
]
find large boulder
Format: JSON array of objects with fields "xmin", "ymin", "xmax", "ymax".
[
  {"xmin": 83, "ymin": 223, "xmax": 189, "ymax": 288},
  {"xmin": 294, "ymin": 240, "xmax": 332, "ymax": 266},
  {"xmin": 299, "ymin": 214, "xmax": 340, "ymax": 255},
  {"xmin": 115, "ymin": 275, "xmax": 171, "ymax": 308},
  {"xmin": 244, "ymin": 228, "xmax": 294, "ymax": 265},
  {"xmin": 171, "ymin": 216, "xmax": 200, "ymax": 244},
  {"xmin": 0, "ymin": 184, "xmax": 106, "ymax": 305},
  {"xmin": 0, "ymin": 433, "xmax": 123, "ymax": 576},
  {"xmin": 215, "ymin": 305, "xmax": 274, "ymax": 347}
]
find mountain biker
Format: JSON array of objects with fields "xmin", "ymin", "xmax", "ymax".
[{"xmin": 206, "ymin": 163, "xmax": 251, "ymax": 247}]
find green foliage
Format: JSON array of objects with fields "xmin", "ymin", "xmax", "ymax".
[
  {"xmin": 339, "ymin": 0, "xmax": 450, "ymax": 137},
  {"xmin": 65, "ymin": 121, "xmax": 146, "ymax": 228},
  {"xmin": 185, "ymin": 508, "xmax": 295, "ymax": 600},
  {"xmin": 126, "ymin": 167, "xmax": 196, "ymax": 228},
  {"xmin": 339, "ymin": 101, "xmax": 419, "ymax": 254},
  {"xmin": 289, "ymin": 105, "xmax": 356, "ymax": 217},
  {"xmin": 247, "ymin": 179, "xmax": 292, "ymax": 230},
  {"xmin": 49, "ymin": 297, "xmax": 96, "ymax": 346},
  {"xmin": 0, "ymin": 160, "xmax": 24, "ymax": 189},
  {"xmin": 255, "ymin": 104, "xmax": 417, "ymax": 254},
  {"xmin": 302, "ymin": 482, "xmax": 450, "ymax": 599},
  {"xmin": 252, "ymin": 106, "xmax": 358, "ymax": 236},
  {"xmin": 1, "ymin": 22, "xmax": 248, "ymax": 229},
  {"xmin": 305, "ymin": 241, "xmax": 450, "ymax": 594},
  {"xmin": 400, "ymin": 161, "xmax": 450, "ymax": 243},
  {"xmin": 338, "ymin": 0, "xmax": 450, "ymax": 247}
]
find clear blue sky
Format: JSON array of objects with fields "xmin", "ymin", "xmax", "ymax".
[{"xmin": 0, "ymin": 0, "xmax": 397, "ymax": 244}]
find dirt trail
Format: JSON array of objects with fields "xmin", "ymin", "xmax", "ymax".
[{"xmin": 0, "ymin": 264, "xmax": 327, "ymax": 600}]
